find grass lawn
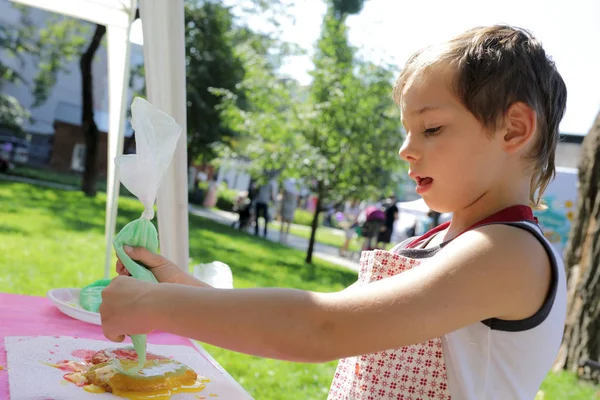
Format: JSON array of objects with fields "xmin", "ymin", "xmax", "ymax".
[
  {"xmin": 5, "ymin": 166, "xmax": 360, "ymax": 253},
  {"xmin": 0, "ymin": 180, "xmax": 597, "ymax": 399},
  {"xmin": 4, "ymin": 165, "xmax": 133, "ymax": 195},
  {"xmin": 538, "ymin": 371, "xmax": 599, "ymax": 399},
  {"xmin": 7, "ymin": 165, "xmax": 97, "ymax": 188}
]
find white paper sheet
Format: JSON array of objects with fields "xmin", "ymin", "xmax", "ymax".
[{"xmin": 5, "ymin": 336, "xmax": 251, "ymax": 400}]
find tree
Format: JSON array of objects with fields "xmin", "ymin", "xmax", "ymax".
[
  {"xmin": 0, "ymin": 95, "xmax": 29, "ymax": 134},
  {"xmin": 0, "ymin": 6, "xmax": 87, "ymax": 133},
  {"xmin": 332, "ymin": 0, "xmax": 365, "ymax": 16},
  {"xmin": 301, "ymin": 5, "xmax": 402, "ymax": 263},
  {"xmin": 80, "ymin": 1, "xmax": 243, "ymax": 195},
  {"xmin": 554, "ymin": 110, "xmax": 600, "ymax": 379},
  {"xmin": 130, "ymin": 0, "xmax": 265, "ymax": 165},
  {"xmin": 80, "ymin": 9, "xmax": 142, "ymax": 196},
  {"xmin": 80, "ymin": 24, "xmax": 106, "ymax": 197},
  {"xmin": 217, "ymin": 5, "xmax": 404, "ymax": 264},
  {"xmin": 185, "ymin": 1, "xmax": 247, "ymax": 164},
  {"xmin": 127, "ymin": 0, "xmax": 296, "ymax": 166},
  {"xmin": 212, "ymin": 43, "xmax": 314, "ymax": 179}
]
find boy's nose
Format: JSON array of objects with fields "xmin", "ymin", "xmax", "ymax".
[{"xmin": 399, "ymin": 133, "xmax": 419, "ymax": 162}]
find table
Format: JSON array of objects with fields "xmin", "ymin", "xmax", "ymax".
[{"xmin": 0, "ymin": 293, "xmax": 252, "ymax": 399}]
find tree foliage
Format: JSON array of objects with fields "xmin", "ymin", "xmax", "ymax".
[
  {"xmin": 129, "ymin": 0, "xmax": 296, "ymax": 164},
  {"xmin": 213, "ymin": 43, "xmax": 315, "ymax": 180},
  {"xmin": 308, "ymin": 9, "xmax": 403, "ymax": 202},
  {"xmin": 185, "ymin": 1, "xmax": 246, "ymax": 164},
  {"xmin": 331, "ymin": 0, "xmax": 366, "ymax": 20},
  {"xmin": 217, "ymin": 5, "xmax": 404, "ymax": 263},
  {"xmin": 0, "ymin": 95, "xmax": 28, "ymax": 134},
  {"xmin": 302, "ymin": 7, "xmax": 403, "ymax": 262}
]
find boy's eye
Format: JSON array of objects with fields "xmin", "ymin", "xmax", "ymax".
[{"xmin": 423, "ymin": 126, "xmax": 441, "ymax": 136}]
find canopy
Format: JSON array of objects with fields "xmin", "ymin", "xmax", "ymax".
[{"xmin": 9, "ymin": 0, "xmax": 189, "ymax": 277}]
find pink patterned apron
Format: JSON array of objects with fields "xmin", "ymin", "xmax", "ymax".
[{"xmin": 328, "ymin": 249, "xmax": 452, "ymax": 400}]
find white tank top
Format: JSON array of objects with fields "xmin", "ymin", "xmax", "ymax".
[{"xmin": 392, "ymin": 220, "xmax": 567, "ymax": 399}]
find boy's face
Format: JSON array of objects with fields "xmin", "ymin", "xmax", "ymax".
[{"xmin": 399, "ymin": 66, "xmax": 507, "ymax": 214}]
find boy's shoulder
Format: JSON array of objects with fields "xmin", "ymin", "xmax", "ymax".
[
  {"xmin": 448, "ymin": 221, "xmax": 549, "ymax": 261},
  {"xmin": 440, "ymin": 223, "xmax": 553, "ymax": 321},
  {"xmin": 441, "ymin": 222, "xmax": 552, "ymax": 276}
]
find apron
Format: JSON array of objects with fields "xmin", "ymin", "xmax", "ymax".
[{"xmin": 328, "ymin": 249, "xmax": 452, "ymax": 400}]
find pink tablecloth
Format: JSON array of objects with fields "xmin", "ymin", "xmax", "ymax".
[{"xmin": 0, "ymin": 293, "xmax": 204, "ymax": 399}]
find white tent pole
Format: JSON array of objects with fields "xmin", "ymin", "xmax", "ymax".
[
  {"xmin": 139, "ymin": 0, "xmax": 189, "ymax": 269},
  {"xmin": 8, "ymin": 0, "xmax": 138, "ymax": 280},
  {"xmin": 103, "ymin": 6, "xmax": 137, "ymax": 279}
]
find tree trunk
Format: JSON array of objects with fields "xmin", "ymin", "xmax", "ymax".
[
  {"xmin": 305, "ymin": 181, "xmax": 323, "ymax": 264},
  {"xmin": 554, "ymin": 109, "xmax": 600, "ymax": 381},
  {"xmin": 80, "ymin": 24, "xmax": 106, "ymax": 197}
]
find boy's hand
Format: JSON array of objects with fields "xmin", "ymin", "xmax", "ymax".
[
  {"xmin": 100, "ymin": 275, "xmax": 156, "ymax": 342},
  {"xmin": 117, "ymin": 246, "xmax": 211, "ymax": 288}
]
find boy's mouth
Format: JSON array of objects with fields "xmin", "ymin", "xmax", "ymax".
[
  {"xmin": 415, "ymin": 176, "xmax": 433, "ymax": 194},
  {"xmin": 416, "ymin": 176, "xmax": 433, "ymax": 186}
]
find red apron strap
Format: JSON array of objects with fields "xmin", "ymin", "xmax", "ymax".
[{"xmin": 406, "ymin": 205, "xmax": 537, "ymax": 249}]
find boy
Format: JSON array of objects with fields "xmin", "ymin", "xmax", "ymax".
[{"xmin": 101, "ymin": 25, "xmax": 567, "ymax": 399}]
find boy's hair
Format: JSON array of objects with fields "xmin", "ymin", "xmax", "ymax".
[{"xmin": 393, "ymin": 25, "xmax": 567, "ymax": 208}]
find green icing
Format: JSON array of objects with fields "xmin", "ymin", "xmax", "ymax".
[
  {"xmin": 80, "ymin": 279, "xmax": 112, "ymax": 313},
  {"xmin": 112, "ymin": 217, "xmax": 160, "ymax": 372}
]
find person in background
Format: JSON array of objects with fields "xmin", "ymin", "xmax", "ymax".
[
  {"xmin": 254, "ymin": 179, "xmax": 275, "ymax": 238},
  {"xmin": 339, "ymin": 199, "xmax": 361, "ymax": 257},
  {"xmin": 377, "ymin": 194, "xmax": 399, "ymax": 249},
  {"xmin": 323, "ymin": 202, "xmax": 335, "ymax": 227},
  {"xmin": 429, "ymin": 209, "xmax": 442, "ymax": 227},
  {"xmin": 360, "ymin": 205, "xmax": 386, "ymax": 251},
  {"xmin": 279, "ymin": 178, "xmax": 299, "ymax": 244},
  {"xmin": 188, "ymin": 166, "xmax": 197, "ymax": 192},
  {"xmin": 412, "ymin": 209, "xmax": 437, "ymax": 237},
  {"xmin": 196, "ymin": 170, "xmax": 208, "ymax": 186},
  {"xmin": 202, "ymin": 175, "xmax": 218, "ymax": 208},
  {"xmin": 232, "ymin": 191, "xmax": 252, "ymax": 230},
  {"xmin": 246, "ymin": 179, "xmax": 258, "ymax": 228}
]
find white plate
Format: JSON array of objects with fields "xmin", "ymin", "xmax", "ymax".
[{"xmin": 47, "ymin": 288, "xmax": 101, "ymax": 325}]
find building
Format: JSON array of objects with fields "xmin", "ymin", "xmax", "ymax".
[
  {"xmin": 556, "ymin": 133, "xmax": 584, "ymax": 169},
  {"xmin": 0, "ymin": 1, "xmax": 142, "ymax": 173}
]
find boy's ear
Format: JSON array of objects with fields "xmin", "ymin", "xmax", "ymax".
[{"xmin": 502, "ymin": 102, "xmax": 537, "ymax": 154}]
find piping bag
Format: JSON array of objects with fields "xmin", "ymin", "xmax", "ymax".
[{"xmin": 112, "ymin": 97, "xmax": 182, "ymax": 373}]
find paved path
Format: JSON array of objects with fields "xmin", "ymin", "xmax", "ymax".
[{"xmin": 188, "ymin": 206, "xmax": 359, "ymax": 271}]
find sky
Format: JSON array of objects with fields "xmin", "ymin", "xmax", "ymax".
[
  {"xmin": 241, "ymin": 0, "xmax": 600, "ymax": 136},
  {"xmin": 130, "ymin": 0, "xmax": 600, "ymax": 135}
]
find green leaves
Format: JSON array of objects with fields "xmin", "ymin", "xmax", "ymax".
[
  {"xmin": 306, "ymin": 6, "xmax": 404, "ymax": 203},
  {"xmin": 184, "ymin": 2, "xmax": 246, "ymax": 163},
  {"xmin": 331, "ymin": 0, "xmax": 366, "ymax": 16},
  {"xmin": 32, "ymin": 17, "xmax": 88, "ymax": 107},
  {"xmin": 0, "ymin": 94, "xmax": 31, "ymax": 134},
  {"xmin": 215, "ymin": 2, "xmax": 405, "ymax": 207}
]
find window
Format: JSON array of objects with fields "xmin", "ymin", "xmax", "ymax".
[{"xmin": 71, "ymin": 143, "xmax": 86, "ymax": 172}]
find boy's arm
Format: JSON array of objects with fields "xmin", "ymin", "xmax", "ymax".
[
  {"xmin": 101, "ymin": 224, "xmax": 551, "ymax": 363},
  {"xmin": 342, "ymin": 281, "xmax": 360, "ymax": 291}
]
